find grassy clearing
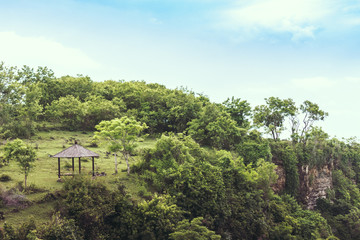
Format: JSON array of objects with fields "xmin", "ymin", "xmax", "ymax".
[
  {"xmin": 0, "ymin": 130, "xmax": 156, "ymax": 190},
  {"xmin": 0, "ymin": 130, "xmax": 157, "ymax": 226}
]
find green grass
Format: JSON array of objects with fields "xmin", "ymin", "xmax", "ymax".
[
  {"xmin": 0, "ymin": 201, "xmax": 56, "ymax": 226},
  {"xmin": 0, "ymin": 130, "xmax": 156, "ymax": 190},
  {"xmin": 0, "ymin": 130, "xmax": 157, "ymax": 226}
]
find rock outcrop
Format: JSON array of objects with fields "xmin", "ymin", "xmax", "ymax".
[
  {"xmin": 272, "ymin": 164, "xmax": 286, "ymax": 193},
  {"xmin": 272, "ymin": 159, "xmax": 333, "ymax": 209},
  {"xmin": 299, "ymin": 163, "xmax": 333, "ymax": 209}
]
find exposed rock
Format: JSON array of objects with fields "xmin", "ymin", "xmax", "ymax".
[
  {"xmin": 272, "ymin": 164, "xmax": 286, "ymax": 194},
  {"xmin": 299, "ymin": 162, "xmax": 333, "ymax": 209},
  {"xmin": 272, "ymin": 156, "xmax": 333, "ymax": 209}
]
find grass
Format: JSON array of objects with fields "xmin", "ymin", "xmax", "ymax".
[
  {"xmin": 0, "ymin": 201, "xmax": 56, "ymax": 226},
  {"xmin": 0, "ymin": 130, "xmax": 157, "ymax": 226}
]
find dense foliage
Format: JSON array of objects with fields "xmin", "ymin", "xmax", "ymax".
[{"xmin": 2, "ymin": 62, "xmax": 360, "ymax": 239}]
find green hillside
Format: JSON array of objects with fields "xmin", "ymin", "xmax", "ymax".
[{"xmin": 1, "ymin": 63, "xmax": 360, "ymax": 239}]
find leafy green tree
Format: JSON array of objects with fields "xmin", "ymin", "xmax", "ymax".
[
  {"xmin": 166, "ymin": 88, "xmax": 205, "ymax": 133},
  {"xmin": 253, "ymin": 158, "xmax": 278, "ymax": 200},
  {"xmin": 92, "ymin": 80, "xmax": 124, "ymax": 101},
  {"xmin": 136, "ymin": 134, "xmax": 209, "ymax": 191},
  {"xmin": 169, "ymin": 217, "xmax": 221, "ymax": 240},
  {"xmin": 38, "ymin": 212, "xmax": 84, "ymax": 240},
  {"xmin": 295, "ymin": 127, "xmax": 331, "ymax": 166},
  {"xmin": 268, "ymin": 195, "xmax": 332, "ymax": 240},
  {"xmin": 95, "ymin": 117, "xmax": 148, "ymax": 174},
  {"xmin": 1, "ymin": 220, "xmax": 37, "ymax": 240},
  {"xmin": 137, "ymin": 194, "xmax": 185, "ymax": 240},
  {"xmin": 0, "ymin": 63, "xmax": 44, "ymax": 138},
  {"xmin": 46, "ymin": 95, "xmax": 85, "ymax": 130},
  {"xmin": 187, "ymin": 104, "xmax": 246, "ymax": 149},
  {"xmin": 82, "ymin": 95, "xmax": 123, "ymax": 130},
  {"xmin": 253, "ymin": 97, "xmax": 297, "ymax": 141},
  {"xmin": 270, "ymin": 142, "xmax": 299, "ymax": 196},
  {"xmin": 4, "ymin": 139, "xmax": 36, "ymax": 190},
  {"xmin": 237, "ymin": 141, "xmax": 272, "ymax": 165},
  {"xmin": 39, "ymin": 75, "xmax": 93, "ymax": 107},
  {"xmin": 136, "ymin": 134, "xmax": 226, "ymax": 221},
  {"xmin": 222, "ymin": 96, "xmax": 252, "ymax": 128},
  {"xmin": 59, "ymin": 176, "xmax": 119, "ymax": 239},
  {"xmin": 291, "ymin": 100, "xmax": 328, "ymax": 144}
]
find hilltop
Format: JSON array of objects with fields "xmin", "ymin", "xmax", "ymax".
[{"xmin": 1, "ymin": 63, "xmax": 360, "ymax": 239}]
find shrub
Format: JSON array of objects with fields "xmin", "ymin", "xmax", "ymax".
[{"xmin": 0, "ymin": 174, "xmax": 12, "ymax": 182}]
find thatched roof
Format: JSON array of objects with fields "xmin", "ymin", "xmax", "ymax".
[{"xmin": 51, "ymin": 144, "xmax": 100, "ymax": 158}]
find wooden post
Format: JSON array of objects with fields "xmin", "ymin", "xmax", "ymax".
[
  {"xmin": 72, "ymin": 157, "xmax": 74, "ymax": 172},
  {"xmin": 58, "ymin": 158, "xmax": 61, "ymax": 179},
  {"xmin": 79, "ymin": 157, "xmax": 81, "ymax": 174},
  {"xmin": 92, "ymin": 157, "xmax": 95, "ymax": 176}
]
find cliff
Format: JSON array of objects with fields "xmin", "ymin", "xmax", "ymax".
[{"xmin": 273, "ymin": 162, "xmax": 333, "ymax": 209}]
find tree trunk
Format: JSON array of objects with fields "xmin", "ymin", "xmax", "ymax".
[
  {"xmin": 114, "ymin": 153, "xmax": 118, "ymax": 174},
  {"xmin": 24, "ymin": 174, "xmax": 27, "ymax": 191},
  {"xmin": 124, "ymin": 153, "xmax": 130, "ymax": 175}
]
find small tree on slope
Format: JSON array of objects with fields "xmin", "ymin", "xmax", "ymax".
[
  {"xmin": 95, "ymin": 116, "xmax": 147, "ymax": 174},
  {"xmin": 4, "ymin": 139, "xmax": 36, "ymax": 190}
]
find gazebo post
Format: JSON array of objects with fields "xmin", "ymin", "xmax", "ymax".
[
  {"xmin": 79, "ymin": 157, "xmax": 81, "ymax": 174},
  {"xmin": 92, "ymin": 157, "xmax": 95, "ymax": 177},
  {"xmin": 58, "ymin": 157, "xmax": 61, "ymax": 179},
  {"xmin": 72, "ymin": 157, "xmax": 74, "ymax": 172}
]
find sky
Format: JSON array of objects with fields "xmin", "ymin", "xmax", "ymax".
[{"xmin": 1, "ymin": 0, "xmax": 360, "ymax": 139}]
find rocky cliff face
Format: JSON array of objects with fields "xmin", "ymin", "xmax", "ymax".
[
  {"xmin": 272, "ymin": 164, "xmax": 286, "ymax": 193},
  {"xmin": 272, "ymin": 161, "xmax": 333, "ymax": 209},
  {"xmin": 299, "ymin": 163, "xmax": 333, "ymax": 209}
]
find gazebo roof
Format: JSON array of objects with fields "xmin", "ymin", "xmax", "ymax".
[{"xmin": 51, "ymin": 144, "xmax": 100, "ymax": 158}]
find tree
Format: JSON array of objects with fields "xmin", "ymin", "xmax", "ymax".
[
  {"xmin": 137, "ymin": 194, "xmax": 185, "ymax": 239},
  {"xmin": 39, "ymin": 75, "xmax": 93, "ymax": 107},
  {"xmin": 4, "ymin": 139, "xmax": 36, "ymax": 190},
  {"xmin": 82, "ymin": 95, "xmax": 123, "ymax": 130},
  {"xmin": 253, "ymin": 97, "xmax": 297, "ymax": 141},
  {"xmin": 95, "ymin": 117, "xmax": 147, "ymax": 174},
  {"xmin": 187, "ymin": 103, "xmax": 246, "ymax": 149},
  {"xmin": 46, "ymin": 95, "xmax": 85, "ymax": 130},
  {"xmin": 291, "ymin": 100, "xmax": 328, "ymax": 144},
  {"xmin": 166, "ymin": 88, "xmax": 205, "ymax": 133},
  {"xmin": 0, "ymin": 63, "xmax": 44, "ymax": 138},
  {"xmin": 222, "ymin": 97, "xmax": 252, "ymax": 128},
  {"xmin": 169, "ymin": 217, "xmax": 221, "ymax": 240}
]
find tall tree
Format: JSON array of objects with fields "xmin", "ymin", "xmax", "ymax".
[
  {"xmin": 4, "ymin": 139, "xmax": 36, "ymax": 190},
  {"xmin": 253, "ymin": 97, "xmax": 297, "ymax": 141},
  {"xmin": 0, "ymin": 63, "xmax": 47, "ymax": 138},
  {"xmin": 45, "ymin": 95, "xmax": 85, "ymax": 130},
  {"xmin": 222, "ymin": 97, "xmax": 251, "ymax": 128},
  {"xmin": 291, "ymin": 100, "xmax": 328, "ymax": 144},
  {"xmin": 95, "ymin": 117, "xmax": 147, "ymax": 174},
  {"xmin": 187, "ymin": 103, "xmax": 245, "ymax": 149}
]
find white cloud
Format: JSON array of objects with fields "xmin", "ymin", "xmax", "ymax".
[
  {"xmin": 220, "ymin": 0, "xmax": 336, "ymax": 41},
  {"xmin": 0, "ymin": 32, "xmax": 101, "ymax": 76}
]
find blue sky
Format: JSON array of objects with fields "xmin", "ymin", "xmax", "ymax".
[{"xmin": 1, "ymin": 0, "xmax": 360, "ymax": 139}]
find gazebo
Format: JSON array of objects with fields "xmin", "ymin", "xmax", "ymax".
[{"xmin": 51, "ymin": 143, "xmax": 100, "ymax": 179}]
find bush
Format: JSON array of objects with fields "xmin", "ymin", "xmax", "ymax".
[
  {"xmin": 0, "ymin": 174, "xmax": 12, "ymax": 182},
  {"xmin": 38, "ymin": 212, "xmax": 84, "ymax": 240},
  {"xmin": 25, "ymin": 183, "xmax": 47, "ymax": 194}
]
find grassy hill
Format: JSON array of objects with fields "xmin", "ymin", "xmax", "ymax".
[{"xmin": 0, "ymin": 130, "xmax": 156, "ymax": 226}]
